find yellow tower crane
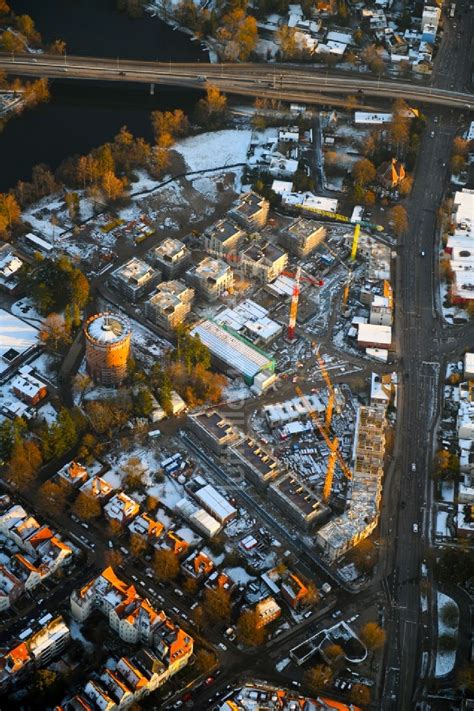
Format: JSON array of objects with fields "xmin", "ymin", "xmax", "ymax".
[
  {"xmin": 311, "ymin": 341, "xmax": 336, "ymax": 430},
  {"xmin": 295, "ymin": 384, "xmax": 352, "ymax": 503}
]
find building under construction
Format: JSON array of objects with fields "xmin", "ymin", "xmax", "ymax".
[{"xmin": 84, "ymin": 312, "xmax": 131, "ymax": 386}]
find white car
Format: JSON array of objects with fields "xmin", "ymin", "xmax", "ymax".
[
  {"xmin": 413, "ymin": 523, "xmax": 418, "ymax": 533},
  {"xmin": 411, "ymin": 463, "xmax": 416, "ymax": 472}
]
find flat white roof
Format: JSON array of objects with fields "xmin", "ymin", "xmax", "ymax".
[
  {"xmin": 0, "ymin": 309, "xmax": 39, "ymax": 374},
  {"xmin": 354, "ymin": 112, "xmax": 392, "ymax": 124},
  {"xmin": 271, "ymin": 180, "xmax": 293, "ymax": 194},
  {"xmin": 195, "ymin": 484, "xmax": 236, "ymax": 521},
  {"xmin": 357, "ymin": 323, "xmax": 392, "ymax": 345},
  {"xmin": 454, "ymin": 190, "xmax": 474, "ymax": 239}
]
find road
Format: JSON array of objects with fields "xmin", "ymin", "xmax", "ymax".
[
  {"xmin": 0, "ymin": 53, "xmax": 473, "ymax": 109},
  {"xmin": 377, "ymin": 107, "xmax": 459, "ymax": 709}
]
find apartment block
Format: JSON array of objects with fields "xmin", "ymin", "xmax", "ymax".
[
  {"xmin": 229, "ymin": 191, "xmax": 270, "ymax": 230},
  {"xmin": 268, "ymin": 474, "xmax": 329, "ymax": 531},
  {"xmin": 202, "ymin": 219, "xmax": 245, "ymax": 257},
  {"xmin": 149, "ymin": 238, "xmax": 191, "ymax": 279},
  {"xmin": 186, "ymin": 257, "xmax": 234, "ymax": 302},
  {"xmin": 231, "ymin": 438, "xmax": 282, "ymax": 490},
  {"xmin": 279, "ymin": 218, "xmax": 327, "ymax": 257},
  {"xmin": 110, "ymin": 258, "xmax": 161, "ymax": 302},
  {"xmin": 145, "ymin": 280, "xmax": 194, "ymax": 330},
  {"xmin": 187, "ymin": 410, "xmax": 242, "ymax": 455},
  {"xmin": 241, "ymin": 240, "xmax": 288, "ymax": 283}
]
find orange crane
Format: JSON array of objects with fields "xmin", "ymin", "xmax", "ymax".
[
  {"xmin": 282, "ymin": 269, "xmax": 324, "ymax": 340},
  {"xmin": 295, "ymin": 384, "xmax": 352, "ymax": 503},
  {"xmin": 310, "ymin": 341, "xmax": 335, "ymax": 429}
]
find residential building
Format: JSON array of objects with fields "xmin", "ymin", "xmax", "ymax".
[
  {"xmin": 190, "ymin": 319, "xmax": 275, "ymax": 386},
  {"xmin": 231, "ymin": 438, "xmax": 282, "ymax": 490},
  {"xmin": 0, "ymin": 566, "xmax": 22, "ymax": 611},
  {"xmin": 57, "ymin": 460, "xmax": 89, "ymax": 489},
  {"xmin": 186, "ymin": 257, "xmax": 234, "ymax": 302},
  {"xmin": 229, "ymin": 191, "xmax": 270, "ymax": 230},
  {"xmin": 279, "ymin": 218, "xmax": 327, "ymax": 257},
  {"xmin": 109, "ymin": 258, "xmax": 161, "ymax": 302},
  {"xmin": 181, "ymin": 550, "xmax": 214, "ymax": 580},
  {"xmin": 446, "ymin": 191, "xmax": 474, "ymax": 304},
  {"xmin": 145, "ymin": 280, "xmax": 194, "ymax": 330},
  {"xmin": 68, "ymin": 569, "xmax": 193, "ymax": 708},
  {"xmin": 204, "ymin": 570, "xmax": 235, "ymax": 594},
  {"xmin": 255, "ymin": 596, "xmax": 281, "ymax": 628},
  {"xmin": 187, "ymin": 410, "xmax": 241, "ymax": 455},
  {"xmin": 79, "ymin": 475, "xmax": 114, "ymax": 501},
  {"xmin": 269, "ymin": 157, "xmax": 299, "ymax": 180},
  {"xmin": 0, "ymin": 309, "xmax": 39, "ymax": 382},
  {"xmin": 128, "ymin": 513, "xmax": 165, "ymax": 545},
  {"xmin": 10, "ymin": 369, "xmax": 47, "ymax": 405},
  {"xmin": 149, "ymin": 238, "xmax": 191, "ymax": 279},
  {"xmin": 268, "ymin": 474, "xmax": 329, "ymax": 531},
  {"xmin": 241, "ymin": 240, "xmax": 288, "ymax": 283},
  {"xmin": 0, "ymin": 247, "xmax": 23, "ymax": 293},
  {"xmin": 281, "ymin": 571, "xmax": 309, "ymax": 609},
  {"xmin": 0, "ymin": 616, "xmax": 70, "ymax": 690},
  {"xmin": 0, "ymin": 505, "xmax": 72, "ymax": 607},
  {"xmin": 161, "ymin": 530, "xmax": 189, "ymax": 556},
  {"xmin": 104, "ymin": 492, "xmax": 140, "ymax": 527},
  {"xmin": 202, "ymin": 219, "xmax": 245, "ymax": 257}
]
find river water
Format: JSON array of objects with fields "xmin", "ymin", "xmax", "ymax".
[{"xmin": 0, "ymin": 0, "xmax": 207, "ymax": 191}]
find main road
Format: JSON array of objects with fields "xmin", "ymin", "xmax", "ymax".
[
  {"xmin": 0, "ymin": 53, "xmax": 473, "ymax": 109},
  {"xmin": 378, "ymin": 109, "xmax": 458, "ymax": 709}
]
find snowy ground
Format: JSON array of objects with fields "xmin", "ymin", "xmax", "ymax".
[
  {"xmin": 435, "ymin": 591, "xmax": 458, "ymax": 677},
  {"xmin": 175, "ymin": 130, "xmax": 252, "ymax": 173}
]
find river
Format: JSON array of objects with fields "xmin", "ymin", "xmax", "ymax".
[{"xmin": 0, "ymin": 0, "xmax": 207, "ymax": 192}]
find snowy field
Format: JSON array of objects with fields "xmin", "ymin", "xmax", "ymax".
[{"xmin": 175, "ymin": 130, "xmax": 252, "ymax": 172}]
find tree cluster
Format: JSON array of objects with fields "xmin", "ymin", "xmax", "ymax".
[
  {"xmin": 217, "ymin": 8, "xmax": 258, "ymax": 61},
  {"xmin": 436, "ymin": 546, "xmax": 474, "ymax": 585},
  {"xmin": 237, "ymin": 608, "xmax": 267, "ymax": 646},
  {"xmin": 27, "ymin": 254, "xmax": 90, "ymax": 315},
  {"xmin": 0, "ymin": 191, "xmax": 21, "ymax": 237},
  {"xmin": 451, "ymin": 136, "xmax": 470, "ymax": 176},
  {"xmin": 149, "ymin": 327, "xmax": 226, "ymax": 412},
  {"xmin": 36, "ymin": 407, "xmax": 86, "ymax": 461},
  {"xmin": 0, "ymin": 12, "xmax": 42, "ymax": 52},
  {"xmin": 433, "ymin": 448, "xmax": 459, "ymax": 481},
  {"xmin": 194, "ymin": 85, "xmax": 228, "ymax": 130}
]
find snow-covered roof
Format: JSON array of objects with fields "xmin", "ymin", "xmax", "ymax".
[
  {"xmin": 0, "ymin": 309, "xmax": 39, "ymax": 374},
  {"xmin": 271, "ymin": 180, "xmax": 293, "ymax": 195},
  {"xmin": 357, "ymin": 323, "xmax": 392, "ymax": 346},
  {"xmin": 195, "ymin": 484, "xmax": 237, "ymax": 522},
  {"xmin": 354, "ymin": 112, "xmax": 392, "ymax": 125},
  {"xmin": 85, "ymin": 313, "xmax": 130, "ymax": 344}
]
